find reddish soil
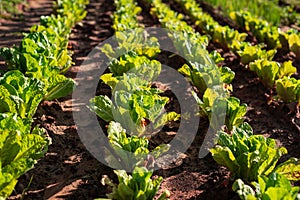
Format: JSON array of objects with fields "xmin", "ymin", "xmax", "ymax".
[{"xmin": 1, "ymin": 0, "xmax": 299, "ymax": 199}]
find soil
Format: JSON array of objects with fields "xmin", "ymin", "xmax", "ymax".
[{"xmin": 0, "ymin": 0, "xmax": 299, "ymax": 199}]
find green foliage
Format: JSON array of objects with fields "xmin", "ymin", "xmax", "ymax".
[
  {"xmin": 178, "ymin": 61, "xmax": 234, "ymax": 95},
  {"xmin": 0, "ymin": 32, "xmax": 75, "ymax": 101},
  {"xmin": 101, "ymin": 166, "xmax": 168, "ymax": 200},
  {"xmin": 210, "ymin": 123, "xmax": 288, "ymax": 181},
  {"xmin": 275, "ymin": 158, "xmax": 300, "ymax": 181},
  {"xmin": 233, "ymin": 173, "xmax": 300, "ymax": 200},
  {"xmin": 225, "ymin": 97, "xmax": 247, "ymax": 132},
  {"xmin": 149, "ymin": 0, "xmax": 209, "ymax": 52},
  {"xmin": 102, "ymin": 30, "xmax": 160, "ymax": 60},
  {"xmin": 175, "ymin": 0, "xmax": 247, "ymax": 52},
  {"xmin": 0, "ymin": 0, "xmax": 26, "ymax": 17},
  {"xmin": 104, "ymin": 0, "xmax": 160, "ymax": 59},
  {"xmin": 30, "ymin": 15, "xmax": 74, "ymax": 73},
  {"xmin": 90, "ymin": 73, "xmax": 180, "ymax": 135},
  {"xmin": 0, "ymin": 0, "xmax": 88, "ymax": 101},
  {"xmin": 54, "ymin": 0, "xmax": 89, "ymax": 25},
  {"xmin": 112, "ymin": 0, "xmax": 141, "ymax": 31},
  {"xmin": 193, "ymin": 88, "xmax": 245, "ymax": 131},
  {"xmin": 288, "ymin": 33, "xmax": 300, "ymax": 62},
  {"xmin": 0, "ymin": 70, "xmax": 45, "ymax": 118},
  {"xmin": 105, "ymin": 53, "xmax": 161, "ymax": 77},
  {"xmin": 229, "ymin": 9, "xmax": 300, "ymax": 58},
  {"xmin": 0, "ymin": 114, "xmax": 49, "ymax": 198},
  {"xmin": 276, "ymin": 77, "xmax": 300, "ymax": 104},
  {"xmin": 249, "ymin": 60, "xmax": 296, "ymax": 88},
  {"xmin": 192, "ymin": 88, "xmax": 219, "ymax": 117},
  {"xmin": 0, "ymin": 0, "xmax": 88, "ymax": 198},
  {"xmin": 204, "ymin": 0, "xmax": 281, "ymax": 26},
  {"xmin": 179, "ymin": 63, "xmax": 220, "ymax": 94},
  {"xmin": 237, "ymin": 45, "xmax": 276, "ymax": 65},
  {"xmin": 89, "ymin": 95, "xmax": 114, "ymax": 122},
  {"xmin": 104, "ymin": 122, "xmax": 169, "ymax": 170}
]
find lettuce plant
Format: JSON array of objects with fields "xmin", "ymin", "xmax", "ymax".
[
  {"xmin": 230, "ymin": 11, "xmax": 281, "ymax": 49},
  {"xmin": 249, "ymin": 60, "xmax": 296, "ymax": 88},
  {"xmin": 101, "ymin": 166, "xmax": 168, "ymax": 200},
  {"xmin": 225, "ymin": 97, "xmax": 247, "ymax": 132},
  {"xmin": 193, "ymin": 88, "xmax": 246, "ymax": 132},
  {"xmin": 179, "ymin": 63, "xmax": 234, "ymax": 95},
  {"xmin": 210, "ymin": 123, "xmax": 288, "ymax": 181},
  {"xmin": 233, "ymin": 173, "xmax": 300, "ymax": 200},
  {"xmin": 54, "ymin": 0, "xmax": 89, "ymax": 25},
  {"xmin": 237, "ymin": 45, "xmax": 276, "ymax": 65},
  {"xmin": 90, "ymin": 72, "xmax": 179, "ymax": 136},
  {"xmin": 101, "ymin": 29, "xmax": 160, "ymax": 60},
  {"xmin": 288, "ymin": 33, "xmax": 300, "ymax": 62},
  {"xmin": 101, "ymin": 52, "xmax": 161, "ymax": 77},
  {"xmin": 276, "ymin": 77, "xmax": 300, "ymax": 104},
  {"xmin": 175, "ymin": 0, "xmax": 247, "ymax": 52},
  {"xmin": 0, "ymin": 113, "xmax": 49, "ymax": 198},
  {"xmin": 103, "ymin": 121, "xmax": 169, "ymax": 170},
  {"xmin": 0, "ymin": 32, "xmax": 75, "ymax": 101},
  {"xmin": 0, "ymin": 70, "xmax": 45, "ymax": 118}
]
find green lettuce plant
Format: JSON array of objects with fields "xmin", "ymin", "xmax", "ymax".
[
  {"xmin": 90, "ymin": 72, "xmax": 180, "ymax": 135},
  {"xmin": 233, "ymin": 172, "xmax": 300, "ymax": 200},
  {"xmin": 0, "ymin": 113, "xmax": 49, "ymax": 198},
  {"xmin": 249, "ymin": 60, "xmax": 296, "ymax": 88},
  {"xmin": 103, "ymin": 121, "xmax": 169, "ymax": 170},
  {"xmin": 0, "ymin": 70, "xmax": 45, "ymax": 118},
  {"xmin": 210, "ymin": 123, "xmax": 288, "ymax": 181},
  {"xmin": 237, "ymin": 45, "xmax": 276, "ymax": 65},
  {"xmin": 0, "ymin": 32, "xmax": 75, "ymax": 101},
  {"xmin": 276, "ymin": 77, "xmax": 300, "ymax": 104},
  {"xmin": 101, "ymin": 166, "xmax": 168, "ymax": 200},
  {"xmin": 193, "ymin": 88, "xmax": 246, "ymax": 132}
]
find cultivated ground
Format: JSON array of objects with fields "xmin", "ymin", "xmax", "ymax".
[{"xmin": 1, "ymin": 0, "xmax": 299, "ymax": 199}]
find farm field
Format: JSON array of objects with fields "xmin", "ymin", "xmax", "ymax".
[{"xmin": 0, "ymin": 0, "xmax": 300, "ymax": 199}]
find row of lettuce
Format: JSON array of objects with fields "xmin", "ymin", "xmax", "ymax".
[
  {"xmin": 0, "ymin": 0, "xmax": 26, "ymax": 18},
  {"xmin": 0, "ymin": 0, "xmax": 89, "ymax": 198},
  {"xmin": 202, "ymin": 0, "xmax": 300, "ymax": 26},
  {"xmin": 92, "ymin": 0, "xmax": 300, "ymax": 199},
  {"xmin": 91, "ymin": 0, "xmax": 175, "ymax": 199},
  {"xmin": 173, "ymin": 0, "xmax": 300, "ymax": 107}
]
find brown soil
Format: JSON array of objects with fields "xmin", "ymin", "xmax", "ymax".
[{"xmin": 1, "ymin": 0, "xmax": 299, "ymax": 199}]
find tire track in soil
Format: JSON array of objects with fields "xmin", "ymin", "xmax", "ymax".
[{"xmin": 7, "ymin": 0, "xmax": 116, "ymax": 199}]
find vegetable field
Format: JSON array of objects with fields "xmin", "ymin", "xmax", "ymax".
[{"xmin": 0, "ymin": 0, "xmax": 300, "ymax": 199}]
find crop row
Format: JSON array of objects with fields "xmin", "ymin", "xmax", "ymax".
[
  {"xmin": 0, "ymin": 0, "xmax": 89, "ymax": 198},
  {"xmin": 173, "ymin": 0, "xmax": 300, "ymax": 108},
  {"xmin": 202, "ymin": 0, "xmax": 300, "ymax": 26},
  {"xmin": 0, "ymin": 0, "xmax": 26, "ymax": 18},
  {"xmin": 90, "ymin": 0, "xmax": 177, "ymax": 199}
]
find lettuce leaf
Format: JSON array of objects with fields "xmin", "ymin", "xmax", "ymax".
[
  {"xmin": 233, "ymin": 173, "xmax": 300, "ymax": 200},
  {"xmin": 0, "ymin": 70, "xmax": 45, "ymax": 118},
  {"xmin": 0, "ymin": 114, "xmax": 49, "ymax": 198},
  {"xmin": 211, "ymin": 123, "xmax": 287, "ymax": 181}
]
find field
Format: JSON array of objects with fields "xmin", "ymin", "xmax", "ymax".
[{"xmin": 1, "ymin": 0, "xmax": 300, "ymax": 199}]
